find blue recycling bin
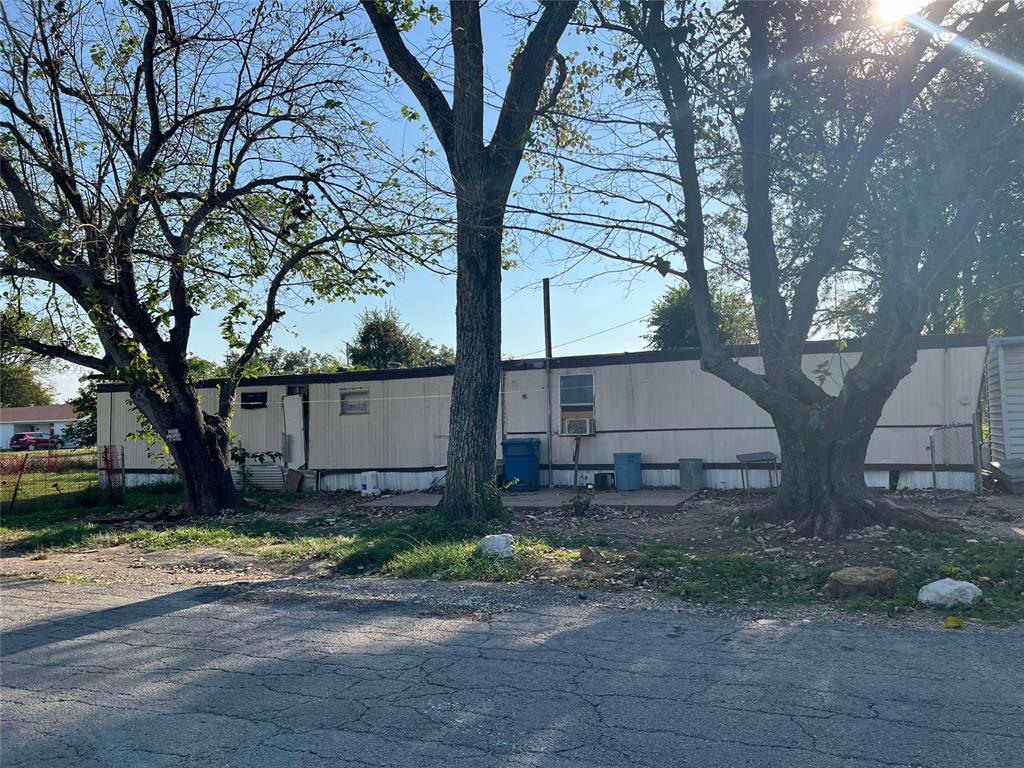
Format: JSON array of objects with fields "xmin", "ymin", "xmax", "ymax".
[
  {"xmin": 502, "ymin": 438, "xmax": 542, "ymax": 491},
  {"xmin": 614, "ymin": 452, "xmax": 642, "ymax": 491}
]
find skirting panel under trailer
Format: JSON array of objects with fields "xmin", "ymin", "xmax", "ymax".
[{"xmin": 110, "ymin": 467, "xmax": 976, "ymax": 493}]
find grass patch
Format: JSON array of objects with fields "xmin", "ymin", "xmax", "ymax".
[
  {"xmin": 636, "ymin": 544, "xmax": 829, "ymax": 603},
  {"xmin": 840, "ymin": 532, "xmax": 1024, "ymax": 624},
  {"xmin": 1, "ymin": 482, "xmax": 188, "ymax": 552},
  {"xmin": 386, "ymin": 541, "xmax": 520, "ymax": 580},
  {"xmin": 0, "ymin": 449, "xmax": 110, "ymax": 510},
  {"xmin": 4, "ymin": 485, "xmax": 1021, "ymax": 622},
  {"xmin": 634, "ymin": 534, "xmax": 1024, "ymax": 623},
  {"xmin": 1, "ymin": 504, "xmax": 524, "ymax": 582}
]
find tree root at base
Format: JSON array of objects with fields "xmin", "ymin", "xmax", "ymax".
[{"xmin": 740, "ymin": 493, "xmax": 962, "ymax": 539}]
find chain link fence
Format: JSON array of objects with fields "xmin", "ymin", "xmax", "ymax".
[
  {"xmin": 1, "ymin": 446, "xmax": 124, "ymax": 513},
  {"xmin": 927, "ymin": 423, "xmax": 982, "ymax": 493}
]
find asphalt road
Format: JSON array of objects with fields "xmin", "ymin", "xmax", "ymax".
[{"xmin": 2, "ymin": 577, "xmax": 1022, "ymax": 768}]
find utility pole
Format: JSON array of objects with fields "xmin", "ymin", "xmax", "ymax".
[
  {"xmin": 543, "ymin": 278, "xmax": 553, "ymax": 487},
  {"xmin": 543, "ymin": 278, "xmax": 553, "ymax": 358}
]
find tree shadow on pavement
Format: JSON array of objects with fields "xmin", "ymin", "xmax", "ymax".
[{"xmin": 2, "ymin": 577, "xmax": 1022, "ymax": 768}]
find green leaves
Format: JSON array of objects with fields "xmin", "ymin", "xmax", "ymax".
[
  {"xmin": 645, "ymin": 283, "xmax": 757, "ymax": 351},
  {"xmin": 88, "ymin": 43, "xmax": 106, "ymax": 68},
  {"xmin": 811, "ymin": 360, "xmax": 832, "ymax": 387}
]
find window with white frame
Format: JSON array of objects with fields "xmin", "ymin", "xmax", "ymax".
[
  {"xmin": 340, "ymin": 389, "xmax": 369, "ymax": 415},
  {"xmin": 559, "ymin": 374, "xmax": 594, "ymax": 408},
  {"xmin": 559, "ymin": 373, "xmax": 595, "ymax": 434}
]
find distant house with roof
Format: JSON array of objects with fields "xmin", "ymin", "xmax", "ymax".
[{"xmin": 0, "ymin": 404, "xmax": 78, "ymax": 448}]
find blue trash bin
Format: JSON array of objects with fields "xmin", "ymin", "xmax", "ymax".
[
  {"xmin": 613, "ymin": 452, "xmax": 642, "ymax": 491},
  {"xmin": 502, "ymin": 438, "xmax": 542, "ymax": 491}
]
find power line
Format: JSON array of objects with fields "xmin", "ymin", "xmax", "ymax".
[{"xmin": 514, "ymin": 314, "xmax": 650, "ymax": 359}]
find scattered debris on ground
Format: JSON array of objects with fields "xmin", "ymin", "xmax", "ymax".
[{"xmin": 2, "ymin": 488, "xmax": 1022, "ymax": 623}]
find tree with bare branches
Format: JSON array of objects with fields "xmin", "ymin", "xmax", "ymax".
[
  {"xmin": 545, "ymin": 0, "xmax": 1022, "ymax": 535},
  {"xmin": 361, "ymin": 0, "xmax": 578, "ymax": 519},
  {"xmin": 1, "ymin": 0, "xmax": 437, "ymax": 515}
]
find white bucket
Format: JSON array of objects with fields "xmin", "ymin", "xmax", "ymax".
[{"xmin": 360, "ymin": 471, "xmax": 380, "ymax": 497}]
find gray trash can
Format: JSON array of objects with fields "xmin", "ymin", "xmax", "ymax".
[{"xmin": 678, "ymin": 458, "xmax": 704, "ymax": 490}]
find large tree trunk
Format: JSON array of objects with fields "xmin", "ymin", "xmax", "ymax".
[
  {"xmin": 744, "ymin": 330, "xmax": 954, "ymax": 537},
  {"xmin": 758, "ymin": 414, "xmax": 953, "ymax": 538},
  {"xmin": 441, "ymin": 198, "xmax": 504, "ymax": 520},
  {"xmin": 130, "ymin": 383, "xmax": 243, "ymax": 517},
  {"xmin": 769, "ymin": 417, "xmax": 877, "ymax": 538},
  {"xmin": 170, "ymin": 424, "xmax": 241, "ymax": 516}
]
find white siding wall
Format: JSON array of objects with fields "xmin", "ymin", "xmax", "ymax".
[
  {"xmin": 231, "ymin": 385, "xmax": 291, "ymax": 456},
  {"xmin": 307, "ymin": 376, "xmax": 454, "ymax": 471},
  {"xmin": 987, "ymin": 346, "xmax": 1005, "ymax": 461},
  {"xmin": 988, "ymin": 340, "xmax": 1024, "ymax": 461},
  {"xmin": 501, "ymin": 345, "xmax": 983, "ymax": 477},
  {"xmin": 97, "ymin": 386, "xmax": 218, "ymax": 473},
  {"xmin": 1007, "ymin": 344, "xmax": 1024, "ymax": 459}
]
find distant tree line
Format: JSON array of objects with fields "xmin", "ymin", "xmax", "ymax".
[{"xmin": 185, "ymin": 307, "xmax": 453, "ymax": 380}]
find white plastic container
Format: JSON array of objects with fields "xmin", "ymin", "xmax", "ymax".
[{"xmin": 360, "ymin": 471, "xmax": 380, "ymax": 497}]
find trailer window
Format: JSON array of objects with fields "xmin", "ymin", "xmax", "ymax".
[
  {"xmin": 340, "ymin": 390, "xmax": 369, "ymax": 415},
  {"xmin": 240, "ymin": 391, "xmax": 268, "ymax": 409},
  {"xmin": 560, "ymin": 374, "xmax": 594, "ymax": 407}
]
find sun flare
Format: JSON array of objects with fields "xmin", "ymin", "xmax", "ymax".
[{"xmin": 875, "ymin": 0, "xmax": 924, "ymax": 23}]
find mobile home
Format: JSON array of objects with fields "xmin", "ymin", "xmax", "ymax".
[{"xmin": 96, "ymin": 334, "xmax": 988, "ymax": 492}]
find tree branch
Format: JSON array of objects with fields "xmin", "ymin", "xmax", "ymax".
[
  {"xmin": 1, "ymin": 334, "xmax": 108, "ymax": 373},
  {"xmin": 360, "ymin": 0, "xmax": 456, "ymax": 155},
  {"xmin": 489, "ymin": 0, "xmax": 578, "ymax": 165}
]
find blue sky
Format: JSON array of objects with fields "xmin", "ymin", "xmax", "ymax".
[
  {"xmin": 47, "ymin": 7, "xmax": 675, "ymax": 400},
  {"xmin": 241, "ymin": 9, "xmax": 673, "ymax": 366}
]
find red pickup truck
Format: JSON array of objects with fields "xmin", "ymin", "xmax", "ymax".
[{"xmin": 9, "ymin": 432, "xmax": 63, "ymax": 451}]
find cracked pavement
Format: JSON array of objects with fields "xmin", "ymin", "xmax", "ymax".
[{"xmin": 2, "ymin": 577, "xmax": 1022, "ymax": 767}]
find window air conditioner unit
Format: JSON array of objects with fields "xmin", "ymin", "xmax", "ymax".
[{"xmin": 562, "ymin": 417, "xmax": 595, "ymax": 436}]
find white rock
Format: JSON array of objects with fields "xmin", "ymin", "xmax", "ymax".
[
  {"xmin": 917, "ymin": 578, "xmax": 983, "ymax": 607},
  {"xmin": 476, "ymin": 533, "xmax": 514, "ymax": 558}
]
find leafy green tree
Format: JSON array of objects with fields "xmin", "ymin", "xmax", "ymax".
[
  {"xmin": 223, "ymin": 346, "xmax": 343, "ymax": 377},
  {"xmin": 187, "ymin": 346, "xmax": 342, "ymax": 380},
  {"xmin": 347, "ymin": 307, "xmax": 455, "ymax": 370},
  {"xmin": 0, "ymin": 363, "xmax": 54, "ymax": 407},
  {"xmin": 1, "ymin": 1, "xmax": 429, "ymax": 515},
  {"xmin": 186, "ymin": 356, "xmax": 223, "ymax": 383},
  {"xmin": 929, "ymin": 176, "xmax": 1024, "ymax": 337},
  {"xmin": 1, "ymin": 307, "xmax": 59, "ymax": 406},
  {"xmin": 62, "ymin": 378, "xmax": 98, "ymax": 447},
  {"xmin": 549, "ymin": 1, "xmax": 1021, "ymax": 536},
  {"xmin": 646, "ymin": 285, "xmax": 756, "ymax": 351}
]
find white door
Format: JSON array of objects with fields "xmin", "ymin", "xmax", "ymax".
[{"xmin": 282, "ymin": 394, "xmax": 306, "ymax": 467}]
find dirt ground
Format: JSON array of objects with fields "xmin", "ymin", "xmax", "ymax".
[
  {"xmin": 512, "ymin": 488, "xmax": 1024, "ymax": 549},
  {"xmin": 3, "ymin": 489, "xmax": 1022, "ymax": 591}
]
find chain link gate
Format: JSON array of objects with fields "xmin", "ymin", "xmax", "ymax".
[
  {"xmin": 1, "ymin": 446, "xmax": 125, "ymax": 512},
  {"xmin": 927, "ymin": 422, "xmax": 982, "ymax": 493}
]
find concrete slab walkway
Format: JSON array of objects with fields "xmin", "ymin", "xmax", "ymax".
[{"xmin": 360, "ymin": 488, "xmax": 698, "ymax": 512}]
